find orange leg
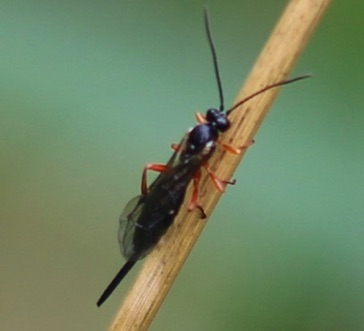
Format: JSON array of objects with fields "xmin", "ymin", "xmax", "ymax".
[
  {"xmin": 141, "ymin": 163, "xmax": 169, "ymax": 195},
  {"xmin": 195, "ymin": 113, "xmax": 207, "ymax": 124},
  {"xmin": 187, "ymin": 163, "xmax": 237, "ymax": 218},
  {"xmin": 204, "ymin": 163, "xmax": 236, "ymax": 192},
  {"xmin": 188, "ymin": 171, "xmax": 206, "ymax": 219},
  {"xmin": 188, "ymin": 170, "xmax": 201, "ymax": 211},
  {"xmin": 219, "ymin": 139, "xmax": 255, "ymax": 154},
  {"xmin": 170, "ymin": 143, "xmax": 180, "ymax": 151},
  {"xmin": 195, "ymin": 112, "xmax": 207, "ymax": 124}
]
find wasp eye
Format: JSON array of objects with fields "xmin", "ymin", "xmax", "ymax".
[
  {"xmin": 215, "ymin": 116, "xmax": 230, "ymax": 132},
  {"xmin": 206, "ymin": 108, "xmax": 230, "ymax": 132},
  {"xmin": 206, "ymin": 108, "xmax": 220, "ymax": 122}
]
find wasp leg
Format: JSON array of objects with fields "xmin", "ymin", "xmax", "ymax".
[
  {"xmin": 188, "ymin": 170, "xmax": 207, "ymax": 219},
  {"xmin": 195, "ymin": 206, "xmax": 207, "ymax": 219},
  {"xmin": 141, "ymin": 163, "xmax": 169, "ymax": 195},
  {"xmin": 219, "ymin": 139, "xmax": 255, "ymax": 154},
  {"xmin": 195, "ymin": 112, "xmax": 207, "ymax": 124},
  {"xmin": 171, "ymin": 143, "xmax": 180, "ymax": 152},
  {"xmin": 204, "ymin": 163, "xmax": 236, "ymax": 192}
]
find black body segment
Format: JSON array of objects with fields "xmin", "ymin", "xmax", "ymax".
[
  {"xmin": 96, "ymin": 260, "xmax": 136, "ymax": 307},
  {"xmin": 119, "ymin": 132, "xmax": 217, "ymax": 261},
  {"xmin": 97, "ymin": 132, "xmax": 217, "ymax": 306}
]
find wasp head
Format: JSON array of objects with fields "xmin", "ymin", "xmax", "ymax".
[{"xmin": 206, "ymin": 108, "xmax": 230, "ymax": 132}]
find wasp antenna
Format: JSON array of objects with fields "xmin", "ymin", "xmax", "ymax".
[
  {"xmin": 204, "ymin": 7, "xmax": 225, "ymax": 112},
  {"xmin": 226, "ymin": 74, "xmax": 312, "ymax": 116}
]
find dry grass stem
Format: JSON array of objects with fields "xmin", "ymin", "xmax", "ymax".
[{"xmin": 109, "ymin": 0, "xmax": 332, "ymax": 330}]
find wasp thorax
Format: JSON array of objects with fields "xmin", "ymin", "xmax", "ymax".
[
  {"xmin": 185, "ymin": 124, "xmax": 217, "ymax": 155},
  {"xmin": 206, "ymin": 108, "xmax": 230, "ymax": 132}
]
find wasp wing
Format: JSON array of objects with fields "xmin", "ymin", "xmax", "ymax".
[
  {"xmin": 118, "ymin": 135, "xmax": 192, "ymax": 261},
  {"xmin": 118, "ymin": 187, "xmax": 186, "ymax": 261},
  {"xmin": 118, "ymin": 195, "xmax": 144, "ymax": 260}
]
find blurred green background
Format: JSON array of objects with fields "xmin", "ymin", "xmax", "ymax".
[{"xmin": 1, "ymin": 0, "xmax": 363, "ymax": 330}]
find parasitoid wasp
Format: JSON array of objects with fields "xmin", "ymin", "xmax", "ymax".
[{"xmin": 96, "ymin": 8, "xmax": 309, "ymax": 307}]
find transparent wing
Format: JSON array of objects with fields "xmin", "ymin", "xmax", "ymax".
[
  {"xmin": 118, "ymin": 195, "xmax": 143, "ymax": 260},
  {"xmin": 118, "ymin": 191, "xmax": 179, "ymax": 261}
]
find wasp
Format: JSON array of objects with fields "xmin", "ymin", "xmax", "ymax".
[{"xmin": 96, "ymin": 9, "xmax": 309, "ymax": 307}]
